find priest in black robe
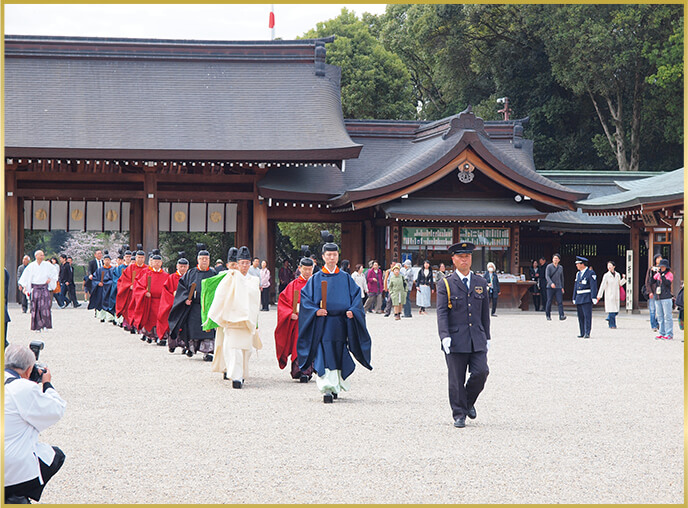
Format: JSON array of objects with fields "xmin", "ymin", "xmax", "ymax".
[
  {"xmin": 168, "ymin": 244, "xmax": 217, "ymax": 361},
  {"xmin": 297, "ymin": 233, "xmax": 372, "ymax": 403}
]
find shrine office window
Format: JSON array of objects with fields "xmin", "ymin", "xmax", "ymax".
[{"xmin": 459, "ymin": 227, "xmax": 511, "ymax": 273}]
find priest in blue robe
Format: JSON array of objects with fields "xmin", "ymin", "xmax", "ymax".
[
  {"xmin": 88, "ymin": 253, "xmax": 115, "ymax": 322},
  {"xmin": 297, "ymin": 234, "xmax": 372, "ymax": 403}
]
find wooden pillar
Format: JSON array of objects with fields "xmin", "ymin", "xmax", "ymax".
[
  {"xmin": 364, "ymin": 220, "xmax": 376, "ymax": 265},
  {"xmin": 236, "ymin": 201, "xmax": 250, "ymax": 248},
  {"xmin": 5, "ymin": 169, "xmax": 22, "ymax": 301},
  {"xmin": 630, "ymin": 222, "xmax": 641, "ymax": 312},
  {"xmin": 670, "ymin": 218, "xmax": 683, "ymax": 290},
  {"xmin": 142, "ymin": 171, "xmax": 158, "ymax": 252},
  {"xmin": 129, "ymin": 199, "xmax": 142, "ymax": 248},
  {"xmin": 252, "ymin": 196, "xmax": 268, "ymax": 263},
  {"xmin": 511, "ymin": 224, "xmax": 521, "ymax": 275},
  {"xmin": 267, "ymin": 219, "xmax": 276, "ymax": 301},
  {"xmin": 341, "ymin": 221, "xmax": 363, "ymax": 267}
]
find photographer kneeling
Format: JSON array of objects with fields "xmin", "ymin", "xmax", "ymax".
[{"xmin": 4, "ymin": 344, "xmax": 66, "ymax": 504}]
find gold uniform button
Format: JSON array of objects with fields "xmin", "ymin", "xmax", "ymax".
[{"xmin": 469, "ymin": 323, "xmax": 472, "ymax": 326}]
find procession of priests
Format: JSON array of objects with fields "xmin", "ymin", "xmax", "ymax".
[{"xmin": 86, "ymin": 236, "xmax": 373, "ymax": 403}]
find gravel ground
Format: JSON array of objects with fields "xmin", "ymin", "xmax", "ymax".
[{"xmin": 5, "ymin": 303, "xmax": 683, "ymax": 504}]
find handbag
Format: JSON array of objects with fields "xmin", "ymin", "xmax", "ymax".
[
  {"xmin": 53, "ymin": 281, "xmax": 61, "ymax": 294},
  {"xmin": 619, "ymin": 285, "xmax": 626, "ymax": 302}
]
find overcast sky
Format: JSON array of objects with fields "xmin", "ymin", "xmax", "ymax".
[{"xmin": 4, "ymin": 3, "xmax": 389, "ymax": 41}]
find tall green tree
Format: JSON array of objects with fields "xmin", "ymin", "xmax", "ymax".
[
  {"xmin": 531, "ymin": 4, "xmax": 682, "ymax": 171},
  {"xmin": 301, "ymin": 8, "xmax": 416, "ymax": 119}
]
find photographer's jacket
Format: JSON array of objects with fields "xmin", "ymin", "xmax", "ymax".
[{"xmin": 4, "ymin": 371, "xmax": 66, "ymax": 486}]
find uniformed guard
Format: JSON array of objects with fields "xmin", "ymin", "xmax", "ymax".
[
  {"xmin": 572, "ymin": 256, "xmax": 598, "ymax": 338},
  {"xmin": 436, "ymin": 241, "xmax": 491, "ymax": 428}
]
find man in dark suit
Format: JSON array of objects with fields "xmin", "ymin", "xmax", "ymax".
[
  {"xmin": 85, "ymin": 249, "xmax": 104, "ymax": 307},
  {"xmin": 436, "ymin": 242, "xmax": 491, "ymax": 428},
  {"xmin": 572, "ymin": 256, "xmax": 597, "ymax": 338},
  {"xmin": 58, "ymin": 255, "xmax": 80, "ymax": 308},
  {"xmin": 537, "ymin": 256, "xmax": 548, "ymax": 311}
]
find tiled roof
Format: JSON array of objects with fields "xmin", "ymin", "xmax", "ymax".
[
  {"xmin": 577, "ymin": 168, "xmax": 684, "ymax": 210},
  {"xmin": 4, "ymin": 35, "xmax": 360, "ymax": 161},
  {"xmin": 381, "ymin": 197, "xmax": 548, "ymax": 221}
]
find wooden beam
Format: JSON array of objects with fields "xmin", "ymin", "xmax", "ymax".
[
  {"xmin": 236, "ymin": 201, "xmax": 250, "ymax": 248},
  {"xmin": 15, "ymin": 188, "xmax": 145, "ymax": 200},
  {"xmin": 14, "ymin": 172, "xmax": 143, "ymax": 182},
  {"xmin": 129, "ymin": 199, "xmax": 142, "ymax": 248},
  {"xmin": 156, "ymin": 191, "xmax": 254, "ymax": 201}
]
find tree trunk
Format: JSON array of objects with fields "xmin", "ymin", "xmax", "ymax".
[
  {"xmin": 606, "ymin": 86, "xmax": 630, "ymax": 172},
  {"xmin": 629, "ymin": 69, "xmax": 643, "ymax": 172}
]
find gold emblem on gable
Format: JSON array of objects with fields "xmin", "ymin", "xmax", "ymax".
[
  {"xmin": 71, "ymin": 209, "xmax": 83, "ymax": 221},
  {"xmin": 106, "ymin": 209, "xmax": 118, "ymax": 222},
  {"xmin": 34, "ymin": 209, "xmax": 47, "ymax": 221},
  {"xmin": 174, "ymin": 211, "xmax": 187, "ymax": 223}
]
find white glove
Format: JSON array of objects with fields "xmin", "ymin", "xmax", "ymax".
[
  {"xmin": 441, "ymin": 337, "xmax": 451, "ymax": 354},
  {"xmin": 592, "ymin": 298, "xmax": 598, "ymax": 305}
]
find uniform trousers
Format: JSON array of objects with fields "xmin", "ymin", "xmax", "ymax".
[
  {"xmin": 60, "ymin": 282, "xmax": 78, "ymax": 307},
  {"xmin": 444, "ymin": 350, "xmax": 489, "ymax": 420},
  {"xmin": 576, "ymin": 302, "xmax": 593, "ymax": 336}
]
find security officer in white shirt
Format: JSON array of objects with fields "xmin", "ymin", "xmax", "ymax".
[
  {"xmin": 436, "ymin": 242, "xmax": 491, "ymax": 428},
  {"xmin": 4, "ymin": 344, "xmax": 66, "ymax": 504}
]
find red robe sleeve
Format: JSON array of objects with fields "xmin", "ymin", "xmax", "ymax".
[
  {"xmin": 157, "ymin": 272, "xmax": 180, "ymax": 337},
  {"xmin": 274, "ymin": 277, "xmax": 305, "ymax": 369}
]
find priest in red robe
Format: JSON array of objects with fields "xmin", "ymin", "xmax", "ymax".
[
  {"xmin": 274, "ymin": 253, "xmax": 315, "ymax": 382},
  {"xmin": 130, "ymin": 249, "xmax": 169, "ymax": 345},
  {"xmin": 115, "ymin": 245, "xmax": 147, "ymax": 334},
  {"xmin": 158, "ymin": 253, "xmax": 189, "ymax": 352}
]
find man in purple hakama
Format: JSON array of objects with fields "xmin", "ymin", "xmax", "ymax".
[{"xmin": 17, "ymin": 250, "xmax": 57, "ymax": 331}]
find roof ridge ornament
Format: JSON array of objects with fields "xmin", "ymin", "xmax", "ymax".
[
  {"xmin": 315, "ymin": 42, "xmax": 326, "ymax": 76},
  {"xmin": 442, "ymin": 106, "xmax": 486, "ymax": 140}
]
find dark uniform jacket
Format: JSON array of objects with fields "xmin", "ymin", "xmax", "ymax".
[
  {"xmin": 59, "ymin": 262, "xmax": 74, "ymax": 285},
  {"xmin": 573, "ymin": 268, "xmax": 597, "ymax": 305},
  {"xmin": 436, "ymin": 271, "xmax": 491, "ymax": 353}
]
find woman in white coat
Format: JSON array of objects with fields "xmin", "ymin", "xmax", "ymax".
[{"xmin": 596, "ymin": 261, "xmax": 626, "ymax": 329}]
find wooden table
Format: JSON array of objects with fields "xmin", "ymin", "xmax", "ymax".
[{"xmin": 497, "ymin": 280, "xmax": 537, "ymax": 310}]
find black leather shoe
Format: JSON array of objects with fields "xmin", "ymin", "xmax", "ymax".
[
  {"xmin": 140, "ymin": 335, "xmax": 147, "ymax": 341},
  {"xmin": 323, "ymin": 393, "xmax": 333, "ymax": 403},
  {"xmin": 203, "ymin": 354, "xmax": 213, "ymax": 362},
  {"xmin": 169, "ymin": 347, "xmax": 175, "ymax": 354},
  {"xmin": 232, "ymin": 380, "xmax": 243, "ymax": 389},
  {"xmin": 577, "ymin": 334, "xmax": 584, "ymax": 338},
  {"xmin": 146, "ymin": 337, "xmax": 152, "ymax": 343},
  {"xmin": 546, "ymin": 316, "xmax": 552, "ymax": 321},
  {"xmin": 299, "ymin": 375, "xmax": 309, "ymax": 383},
  {"xmin": 186, "ymin": 350, "xmax": 193, "ymax": 358},
  {"xmin": 157, "ymin": 339, "xmax": 167, "ymax": 346},
  {"xmin": 559, "ymin": 316, "xmax": 567, "ymax": 320},
  {"xmin": 584, "ymin": 334, "xmax": 590, "ymax": 338},
  {"xmin": 454, "ymin": 417, "xmax": 466, "ymax": 428},
  {"xmin": 223, "ymin": 372, "xmax": 228, "ymax": 380},
  {"xmin": 467, "ymin": 406, "xmax": 476, "ymax": 419},
  {"xmin": 332, "ymin": 392, "xmax": 338, "ymax": 399},
  {"xmin": 100, "ymin": 319, "xmax": 105, "ymax": 322}
]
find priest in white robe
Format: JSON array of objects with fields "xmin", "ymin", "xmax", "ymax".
[{"xmin": 18, "ymin": 251, "xmax": 57, "ymax": 331}]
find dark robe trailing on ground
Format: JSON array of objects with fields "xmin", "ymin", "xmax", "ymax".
[
  {"xmin": 297, "ymin": 268, "xmax": 372, "ymax": 379},
  {"xmin": 87, "ymin": 266, "xmax": 114, "ymax": 312},
  {"xmin": 168, "ymin": 266, "xmax": 217, "ymax": 354}
]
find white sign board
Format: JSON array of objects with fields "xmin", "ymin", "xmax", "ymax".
[{"xmin": 626, "ymin": 250, "xmax": 633, "ymax": 311}]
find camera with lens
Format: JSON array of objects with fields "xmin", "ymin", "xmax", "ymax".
[{"xmin": 28, "ymin": 340, "xmax": 47, "ymax": 383}]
